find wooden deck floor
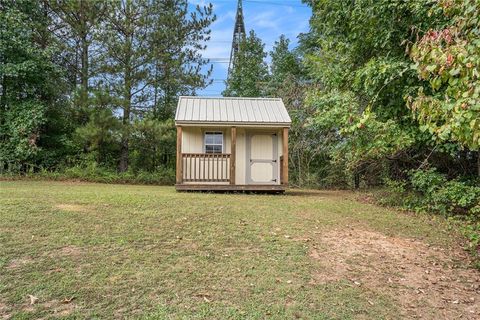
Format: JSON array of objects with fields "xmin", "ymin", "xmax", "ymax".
[{"xmin": 175, "ymin": 184, "xmax": 286, "ymax": 193}]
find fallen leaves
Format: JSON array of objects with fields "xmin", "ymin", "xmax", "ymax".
[
  {"xmin": 62, "ymin": 296, "xmax": 75, "ymax": 304},
  {"xmin": 28, "ymin": 295, "xmax": 38, "ymax": 305}
]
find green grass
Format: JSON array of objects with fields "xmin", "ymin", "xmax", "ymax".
[{"xmin": 0, "ymin": 181, "xmax": 469, "ymax": 319}]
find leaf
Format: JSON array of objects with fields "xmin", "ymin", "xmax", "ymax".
[
  {"xmin": 28, "ymin": 295, "xmax": 38, "ymax": 305},
  {"xmin": 449, "ymin": 69, "xmax": 460, "ymax": 76},
  {"xmin": 62, "ymin": 296, "xmax": 75, "ymax": 304}
]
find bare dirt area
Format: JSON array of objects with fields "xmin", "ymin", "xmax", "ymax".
[
  {"xmin": 48, "ymin": 245, "xmax": 83, "ymax": 258},
  {"xmin": 309, "ymin": 228, "xmax": 480, "ymax": 319},
  {"xmin": 0, "ymin": 302, "xmax": 9, "ymax": 320},
  {"xmin": 55, "ymin": 204, "xmax": 88, "ymax": 212},
  {"xmin": 5, "ymin": 257, "xmax": 33, "ymax": 270},
  {"xmin": 20, "ymin": 299, "xmax": 77, "ymax": 318}
]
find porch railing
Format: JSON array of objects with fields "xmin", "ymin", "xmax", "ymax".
[{"xmin": 182, "ymin": 153, "xmax": 231, "ymax": 183}]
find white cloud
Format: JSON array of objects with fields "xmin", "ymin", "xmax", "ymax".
[{"xmin": 195, "ymin": 0, "xmax": 311, "ymax": 95}]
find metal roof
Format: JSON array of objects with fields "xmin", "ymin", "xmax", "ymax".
[{"xmin": 175, "ymin": 96, "xmax": 291, "ymax": 126}]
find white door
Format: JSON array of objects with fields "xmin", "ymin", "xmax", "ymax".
[{"xmin": 246, "ymin": 133, "xmax": 278, "ymax": 184}]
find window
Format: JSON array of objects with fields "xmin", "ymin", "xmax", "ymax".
[{"xmin": 204, "ymin": 131, "xmax": 223, "ymax": 154}]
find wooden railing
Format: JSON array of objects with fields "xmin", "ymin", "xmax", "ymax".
[{"xmin": 182, "ymin": 153, "xmax": 231, "ymax": 182}]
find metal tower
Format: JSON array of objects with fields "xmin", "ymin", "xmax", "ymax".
[{"xmin": 228, "ymin": 0, "xmax": 246, "ymax": 77}]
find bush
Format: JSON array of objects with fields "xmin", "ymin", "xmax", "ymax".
[
  {"xmin": 409, "ymin": 168, "xmax": 480, "ymax": 217},
  {"xmin": 0, "ymin": 162, "xmax": 175, "ymax": 186},
  {"xmin": 378, "ymin": 167, "xmax": 480, "ymax": 267},
  {"xmin": 375, "ymin": 179, "xmax": 409, "ymax": 207}
]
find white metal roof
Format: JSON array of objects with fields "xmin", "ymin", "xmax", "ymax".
[{"xmin": 175, "ymin": 96, "xmax": 291, "ymax": 127}]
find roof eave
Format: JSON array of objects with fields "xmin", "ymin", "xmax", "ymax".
[{"xmin": 175, "ymin": 121, "xmax": 291, "ymax": 128}]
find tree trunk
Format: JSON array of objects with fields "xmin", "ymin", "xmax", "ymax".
[
  {"xmin": 119, "ymin": 74, "xmax": 131, "ymax": 172},
  {"xmin": 119, "ymin": 3, "xmax": 132, "ymax": 173},
  {"xmin": 119, "ymin": 136, "xmax": 129, "ymax": 172},
  {"xmin": 79, "ymin": 0, "xmax": 89, "ymax": 110},
  {"xmin": 477, "ymin": 151, "xmax": 480, "ymax": 178},
  {"xmin": 153, "ymin": 62, "xmax": 159, "ymax": 117},
  {"xmin": 119, "ymin": 70, "xmax": 131, "ymax": 172},
  {"xmin": 354, "ymin": 170, "xmax": 360, "ymax": 189},
  {"xmin": 0, "ymin": 75, "xmax": 6, "ymax": 127},
  {"xmin": 80, "ymin": 35, "xmax": 88, "ymax": 109}
]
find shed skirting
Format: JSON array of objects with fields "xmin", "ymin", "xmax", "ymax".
[{"xmin": 175, "ymin": 184, "xmax": 285, "ymax": 193}]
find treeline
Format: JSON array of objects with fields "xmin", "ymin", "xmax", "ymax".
[
  {"xmin": 0, "ymin": 0, "xmax": 215, "ymax": 181},
  {"xmin": 2, "ymin": 0, "xmax": 479, "ymax": 193},
  {"xmin": 224, "ymin": 0, "xmax": 479, "ymax": 255}
]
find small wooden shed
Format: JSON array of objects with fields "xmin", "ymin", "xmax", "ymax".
[{"xmin": 175, "ymin": 96, "xmax": 291, "ymax": 192}]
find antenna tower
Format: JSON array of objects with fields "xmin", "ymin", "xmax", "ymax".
[{"xmin": 228, "ymin": 0, "xmax": 246, "ymax": 77}]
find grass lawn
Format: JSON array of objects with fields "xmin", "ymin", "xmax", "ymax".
[{"xmin": 1, "ymin": 181, "xmax": 479, "ymax": 319}]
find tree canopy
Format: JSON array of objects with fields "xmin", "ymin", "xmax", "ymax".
[
  {"xmin": 223, "ymin": 30, "xmax": 269, "ymax": 97},
  {"xmin": 0, "ymin": 0, "xmax": 215, "ymax": 173}
]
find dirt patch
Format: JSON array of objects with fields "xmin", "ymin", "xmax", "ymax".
[
  {"xmin": 43, "ymin": 299, "xmax": 77, "ymax": 317},
  {"xmin": 0, "ymin": 302, "xmax": 10, "ymax": 319},
  {"xmin": 21, "ymin": 299, "xmax": 77, "ymax": 317},
  {"xmin": 55, "ymin": 204, "xmax": 87, "ymax": 212},
  {"xmin": 5, "ymin": 257, "xmax": 33, "ymax": 270},
  {"xmin": 48, "ymin": 245, "xmax": 83, "ymax": 258},
  {"xmin": 356, "ymin": 194, "xmax": 376, "ymax": 205},
  {"xmin": 309, "ymin": 229, "xmax": 480, "ymax": 319}
]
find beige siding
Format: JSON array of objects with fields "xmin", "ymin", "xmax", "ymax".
[
  {"xmin": 236, "ymin": 128, "xmax": 246, "ymax": 185},
  {"xmin": 182, "ymin": 127, "xmax": 202, "ymax": 153},
  {"xmin": 180, "ymin": 126, "xmax": 283, "ymax": 185},
  {"xmin": 182, "ymin": 127, "xmax": 231, "ymax": 154}
]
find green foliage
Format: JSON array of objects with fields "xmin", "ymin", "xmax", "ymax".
[
  {"xmin": 223, "ymin": 30, "xmax": 269, "ymax": 97},
  {"xmin": 307, "ymin": 89, "xmax": 414, "ymax": 181},
  {"xmin": 0, "ymin": 101, "xmax": 46, "ymax": 164},
  {"xmin": 149, "ymin": 0, "xmax": 216, "ymax": 119},
  {"xmin": 0, "ymin": 162, "xmax": 175, "ymax": 185},
  {"xmin": 61, "ymin": 163, "xmax": 175, "ymax": 185},
  {"xmin": 0, "ymin": 0, "xmax": 67, "ymax": 169},
  {"xmin": 130, "ymin": 118, "xmax": 176, "ymax": 172},
  {"xmin": 74, "ymin": 107, "xmax": 121, "ymax": 166},
  {"xmin": 461, "ymin": 220, "xmax": 480, "ymax": 265},
  {"xmin": 409, "ymin": 0, "xmax": 480, "ymax": 150},
  {"xmin": 377, "ymin": 167, "xmax": 480, "ymax": 262},
  {"xmin": 301, "ymin": 0, "xmax": 439, "ymax": 186},
  {"xmin": 409, "ymin": 168, "xmax": 480, "ymax": 216},
  {"xmin": 267, "ymin": 35, "xmax": 303, "ymax": 94},
  {"xmin": 0, "ymin": 0, "xmax": 214, "ymax": 177}
]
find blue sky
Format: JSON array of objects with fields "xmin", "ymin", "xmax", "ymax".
[{"xmin": 188, "ymin": 0, "xmax": 312, "ymax": 96}]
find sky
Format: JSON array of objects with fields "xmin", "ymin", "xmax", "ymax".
[{"xmin": 187, "ymin": 0, "xmax": 312, "ymax": 97}]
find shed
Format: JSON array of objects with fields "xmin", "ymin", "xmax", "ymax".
[{"xmin": 175, "ymin": 96, "xmax": 291, "ymax": 192}]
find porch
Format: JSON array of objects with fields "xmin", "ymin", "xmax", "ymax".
[{"xmin": 175, "ymin": 126, "xmax": 288, "ymax": 192}]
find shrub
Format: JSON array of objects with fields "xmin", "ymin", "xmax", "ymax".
[
  {"xmin": 0, "ymin": 162, "xmax": 175, "ymax": 186},
  {"xmin": 378, "ymin": 168, "xmax": 480, "ymax": 266},
  {"xmin": 409, "ymin": 168, "xmax": 480, "ymax": 217}
]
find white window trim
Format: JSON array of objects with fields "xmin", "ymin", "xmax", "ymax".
[{"xmin": 204, "ymin": 131, "xmax": 224, "ymax": 154}]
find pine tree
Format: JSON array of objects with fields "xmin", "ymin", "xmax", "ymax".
[
  {"xmin": 268, "ymin": 35, "xmax": 303, "ymax": 94},
  {"xmin": 223, "ymin": 30, "xmax": 269, "ymax": 97},
  {"xmin": 99, "ymin": 0, "xmax": 215, "ymax": 172},
  {"xmin": 99, "ymin": 0, "xmax": 152, "ymax": 172},
  {"xmin": 149, "ymin": 0, "xmax": 215, "ymax": 120},
  {"xmin": 48, "ymin": 0, "xmax": 109, "ymax": 111}
]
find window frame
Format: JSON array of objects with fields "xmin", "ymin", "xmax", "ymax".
[{"xmin": 204, "ymin": 131, "xmax": 224, "ymax": 154}]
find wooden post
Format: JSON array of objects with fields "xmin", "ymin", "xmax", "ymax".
[
  {"xmin": 230, "ymin": 127, "xmax": 237, "ymax": 185},
  {"xmin": 282, "ymin": 127, "xmax": 289, "ymax": 186},
  {"xmin": 176, "ymin": 126, "xmax": 183, "ymax": 184}
]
